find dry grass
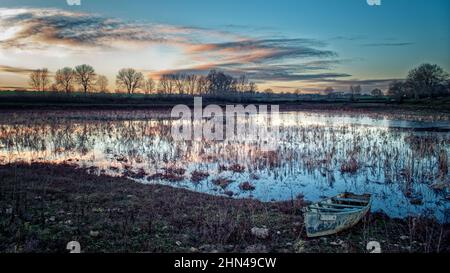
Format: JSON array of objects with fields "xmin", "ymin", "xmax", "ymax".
[{"xmin": 0, "ymin": 163, "xmax": 448, "ymax": 253}]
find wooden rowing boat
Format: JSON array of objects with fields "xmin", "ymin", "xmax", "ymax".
[{"xmin": 304, "ymin": 193, "xmax": 372, "ymax": 238}]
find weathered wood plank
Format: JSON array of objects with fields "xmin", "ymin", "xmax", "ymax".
[
  {"xmin": 310, "ymin": 206, "xmax": 358, "ymax": 212},
  {"xmin": 320, "ymin": 203, "xmax": 365, "ymax": 209},
  {"xmin": 332, "ymin": 197, "xmax": 368, "ymax": 204}
]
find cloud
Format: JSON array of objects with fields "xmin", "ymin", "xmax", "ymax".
[
  {"xmin": 0, "ymin": 8, "xmax": 338, "ymax": 69},
  {"xmin": 329, "ymin": 35, "xmax": 366, "ymax": 41},
  {"xmin": 0, "ymin": 65, "xmax": 35, "ymax": 75},
  {"xmin": 185, "ymin": 38, "xmax": 335, "ymax": 65},
  {"xmin": 0, "ymin": 85, "xmax": 28, "ymax": 90},
  {"xmin": 0, "ymin": 8, "xmax": 192, "ymax": 50},
  {"xmin": 362, "ymin": 42, "xmax": 414, "ymax": 47},
  {"xmin": 0, "ymin": 7, "xmax": 353, "ymax": 90},
  {"xmin": 149, "ymin": 62, "xmax": 351, "ymax": 82},
  {"xmin": 318, "ymin": 78, "xmax": 402, "ymax": 85}
]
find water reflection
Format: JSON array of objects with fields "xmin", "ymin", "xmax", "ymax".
[{"xmin": 0, "ymin": 111, "xmax": 449, "ymax": 222}]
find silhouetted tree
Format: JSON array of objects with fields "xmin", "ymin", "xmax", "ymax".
[
  {"xmin": 158, "ymin": 74, "xmax": 176, "ymax": 94},
  {"xmin": 29, "ymin": 68, "xmax": 50, "ymax": 92},
  {"xmin": 96, "ymin": 75, "xmax": 109, "ymax": 93},
  {"xmin": 144, "ymin": 78, "xmax": 156, "ymax": 94},
  {"xmin": 55, "ymin": 67, "xmax": 75, "ymax": 93},
  {"xmin": 50, "ymin": 83, "xmax": 59, "ymax": 92},
  {"xmin": 236, "ymin": 75, "xmax": 249, "ymax": 92},
  {"xmin": 75, "ymin": 64, "xmax": 96, "ymax": 93},
  {"xmin": 185, "ymin": 74, "xmax": 198, "ymax": 95},
  {"xmin": 207, "ymin": 70, "xmax": 234, "ymax": 94},
  {"xmin": 173, "ymin": 74, "xmax": 187, "ymax": 94},
  {"xmin": 350, "ymin": 85, "xmax": 362, "ymax": 101},
  {"xmin": 249, "ymin": 82, "xmax": 258, "ymax": 93},
  {"xmin": 406, "ymin": 63, "xmax": 449, "ymax": 99},
  {"xmin": 371, "ymin": 88, "xmax": 383, "ymax": 97},
  {"xmin": 387, "ymin": 81, "xmax": 406, "ymax": 102},
  {"xmin": 196, "ymin": 75, "xmax": 209, "ymax": 94},
  {"xmin": 116, "ymin": 68, "xmax": 144, "ymax": 94}
]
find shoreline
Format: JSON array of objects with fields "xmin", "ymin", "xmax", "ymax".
[
  {"xmin": 0, "ymin": 91, "xmax": 449, "ymax": 114},
  {"xmin": 0, "ymin": 163, "xmax": 448, "ymax": 253},
  {"xmin": 0, "ymin": 101, "xmax": 449, "ymax": 114},
  {"xmin": 0, "ymin": 103, "xmax": 449, "ymax": 126}
]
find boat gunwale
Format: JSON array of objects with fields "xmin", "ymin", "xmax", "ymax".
[
  {"xmin": 305, "ymin": 193, "xmax": 372, "ymax": 216},
  {"xmin": 306, "ymin": 207, "xmax": 363, "ymax": 215}
]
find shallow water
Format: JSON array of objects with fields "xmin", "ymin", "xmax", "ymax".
[{"xmin": 0, "ymin": 111, "xmax": 449, "ymax": 222}]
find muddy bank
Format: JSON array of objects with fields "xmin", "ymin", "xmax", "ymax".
[{"xmin": 0, "ymin": 163, "xmax": 448, "ymax": 253}]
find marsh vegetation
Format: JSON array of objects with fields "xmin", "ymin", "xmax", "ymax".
[
  {"xmin": 0, "ymin": 108, "xmax": 449, "ymax": 253},
  {"xmin": 0, "ymin": 109, "xmax": 448, "ymax": 222}
]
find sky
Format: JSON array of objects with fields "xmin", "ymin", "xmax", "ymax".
[{"xmin": 0, "ymin": 0, "xmax": 449, "ymax": 93}]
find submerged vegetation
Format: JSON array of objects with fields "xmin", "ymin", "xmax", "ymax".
[{"xmin": 0, "ymin": 109, "xmax": 448, "ymax": 221}]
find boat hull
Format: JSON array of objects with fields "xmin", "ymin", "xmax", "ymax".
[
  {"xmin": 305, "ymin": 205, "xmax": 370, "ymax": 237},
  {"xmin": 304, "ymin": 193, "xmax": 372, "ymax": 238}
]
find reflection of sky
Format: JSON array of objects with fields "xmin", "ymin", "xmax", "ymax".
[
  {"xmin": 0, "ymin": 111, "xmax": 449, "ymax": 222},
  {"xmin": 282, "ymin": 112, "xmax": 450, "ymax": 130},
  {"xmin": 0, "ymin": 0, "xmax": 449, "ymax": 92}
]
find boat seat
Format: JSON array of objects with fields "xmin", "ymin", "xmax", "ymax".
[
  {"xmin": 309, "ymin": 206, "xmax": 358, "ymax": 212},
  {"xmin": 332, "ymin": 197, "xmax": 368, "ymax": 204},
  {"xmin": 319, "ymin": 203, "xmax": 365, "ymax": 209}
]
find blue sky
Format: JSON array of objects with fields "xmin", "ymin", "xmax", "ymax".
[{"xmin": 0, "ymin": 0, "xmax": 449, "ymax": 92}]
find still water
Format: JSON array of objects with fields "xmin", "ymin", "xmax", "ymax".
[{"xmin": 0, "ymin": 111, "xmax": 449, "ymax": 222}]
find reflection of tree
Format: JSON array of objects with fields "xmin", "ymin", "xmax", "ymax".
[{"xmin": 1, "ymin": 115, "xmax": 448, "ymax": 190}]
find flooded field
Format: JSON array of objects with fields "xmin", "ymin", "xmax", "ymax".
[{"xmin": 0, "ymin": 110, "xmax": 449, "ymax": 222}]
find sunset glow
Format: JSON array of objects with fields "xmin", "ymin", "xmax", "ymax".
[{"xmin": 0, "ymin": 0, "xmax": 449, "ymax": 93}]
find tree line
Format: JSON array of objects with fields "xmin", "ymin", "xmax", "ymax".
[
  {"xmin": 386, "ymin": 64, "xmax": 450, "ymax": 101},
  {"xmin": 29, "ymin": 65, "xmax": 108, "ymax": 93},
  {"xmin": 29, "ymin": 65, "xmax": 259, "ymax": 95},
  {"xmin": 28, "ymin": 63, "xmax": 449, "ymax": 100},
  {"xmin": 322, "ymin": 63, "xmax": 449, "ymax": 101}
]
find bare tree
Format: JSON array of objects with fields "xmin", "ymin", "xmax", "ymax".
[
  {"xmin": 350, "ymin": 85, "xmax": 362, "ymax": 101},
  {"xmin": 55, "ymin": 67, "xmax": 75, "ymax": 93},
  {"xmin": 185, "ymin": 74, "xmax": 198, "ymax": 95},
  {"xmin": 387, "ymin": 81, "xmax": 406, "ymax": 102},
  {"xmin": 236, "ymin": 75, "xmax": 249, "ymax": 92},
  {"xmin": 248, "ymin": 82, "xmax": 258, "ymax": 93},
  {"xmin": 50, "ymin": 83, "xmax": 59, "ymax": 92},
  {"xmin": 96, "ymin": 75, "xmax": 109, "ymax": 93},
  {"xmin": 116, "ymin": 68, "xmax": 144, "ymax": 94},
  {"xmin": 74, "ymin": 64, "xmax": 96, "ymax": 93},
  {"xmin": 40, "ymin": 68, "xmax": 50, "ymax": 92},
  {"xmin": 148, "ymin": 70, "xmax": 260, "ymax": 96},
  {"xmin": 29, "ymin": 68, "xmax": 50, "ymax": 92},
  {"xmin": 144, "ymin": 78, "xmax": 156, "ymax": 94},
  {"xmin": 173, "ymin": 74, "xmax": 187, "ymax": 94},
  {"xmin": 29, "ymin": 71, "xmax": 40, "ymax": 91},
  {"xmin": 371, "ymin": 88, "xmax": 383, "ymax": 97},
  {"xmin": 158, "ymin": 74, "xmax": 176, "ymax": 94},
  {"xmin": 196, "ymin": 75, "xmax": 210, "ymax": 95}
]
